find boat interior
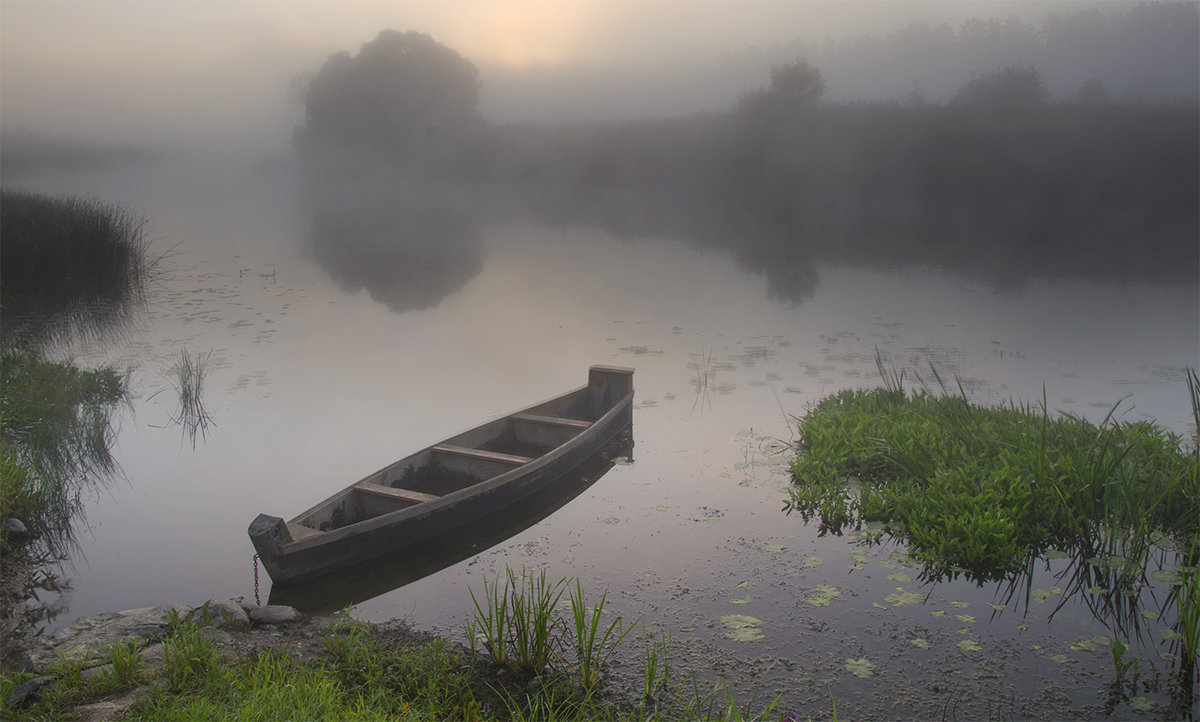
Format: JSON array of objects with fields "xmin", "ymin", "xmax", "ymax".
[{"xmin": 291, "ymin": 393, "xmax": 597, "ymax": 534}]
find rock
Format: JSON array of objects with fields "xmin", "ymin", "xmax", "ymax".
[
  {"xmin": 80, "ymin": 664, "xmax": 112, "ymax": 681},
  {"xmin": 190, "ymin": 599, "xmax": 250, "ymax": 629},
  {"xmin": 72, "ymin": 685, "xmax": 152, "ymax": 722},
  {"xmin": 139, "ymin": 643, "xmax": 165, "ymax": 667},
  {"xmin": 246, "ymin": 604, "xmax": 305, "ymax": 626},
  {"xmin": 199, "ymin": 626, "xmax": 236, "ymax": 647},
  {"xmin": 4, "ymin": 675, "xmax": 54, "ymax": 708},
  {"xmin": 27, "ymin": 603, "xmax": 192, "ymax": 671},
  {"xmin": 3, "ymin": 517, "xmax": 29, "ymax": 536}
]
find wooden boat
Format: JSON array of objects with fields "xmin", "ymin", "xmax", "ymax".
[{"xmin": 249, "ymin": 365, "xmax": 634, "ymax": 585}]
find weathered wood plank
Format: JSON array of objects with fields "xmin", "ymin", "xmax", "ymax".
[
  {"xmin": 432, "ymin": 444, "xmax": 533, "ymax": 466},
  {"xmin": 511, "ymin": 413, "xmax": 592, "ymax": 429},
  {"xmin": 354, "ymin": 482, "xmax": 441, "ymax": 504}
]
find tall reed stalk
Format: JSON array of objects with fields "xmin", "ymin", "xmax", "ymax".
[
  {"xmin": 508, "ymin": 567, "xmax": 565, "ymax": 676},
  {"xmin": 468, "ymin": 571, "xmax": 511, "ymax": 667},
  {"xmin": 169, "ymin": 348, "xmax": 215, "ymax": 449},
  {"xmin": 567, "ymin": 579, "xmax": 630, "ymax": 692}
]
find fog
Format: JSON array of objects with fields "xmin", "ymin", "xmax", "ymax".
[
  {"xmin": 4, "ymin": 1, "xmax": 1196, "ymax": 147},
  {"xmin": 3, "ymin": 1, "xmax": 1197, "ymax": 301}
]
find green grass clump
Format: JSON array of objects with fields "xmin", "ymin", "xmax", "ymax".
[
  {"xmin": 787, "ymin": 369, "xmax": 1199, "ymax": 583},
  {"xmin": 468, "ymin": 567, "xmax": 630, "ymax": 688}
]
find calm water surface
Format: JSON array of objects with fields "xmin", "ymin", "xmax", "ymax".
[{"xmin": 11, "ymin": 154, "xmax": 1198, "ymax": 718}]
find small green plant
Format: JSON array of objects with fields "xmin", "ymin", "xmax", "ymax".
[
  {"xmin": 509, "ymin": 567, "xmax": 566, "ymax": 676},
  {"xmin": 162, "ymin": 620, "xmax": 223, "ymax": 691},
  {"xmin": 105, "ymin": 639, "xmax": 144, "ymax": 686},
  {"xmin": 680, "ymin": 675, "xmax": 782, "ymax": 721},
  {"xmin": 168, "ymin": 347, "xmax": 215, "ymax": 449},
  {"xmin": 641, "ymin": 624, "xmax": 673, "ymax": 702},
  {"xmin": 567, "ymin": 578, "xmax": 630, "ymax": 691},
  {"xmin": 469, "ymin": 569, "xmax": 512, "ymax": 666}
]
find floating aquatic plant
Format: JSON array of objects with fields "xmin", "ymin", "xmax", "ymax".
[
  {"xmin": 721, "ymin": 614, "xmax": 765, "ymax": 642},
  {"xmin": 885, "ymin": 588, "xmax": 924, "ymax": 607},
  {"xmin": 845, "ymin": 658, "xmax": 875, "ymax": 678}
]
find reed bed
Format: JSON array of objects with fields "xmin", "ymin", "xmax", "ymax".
[
  {"xmin": 787, "ymin": 359, "xmax": 1200, "ymax": 699},
  {"xmin": 0, "ymin": 190, "xmax": 151, "ymax": 352},
  {"xmin": 0, "ymin": 351, "xmax": 127, "ymax": 556}
]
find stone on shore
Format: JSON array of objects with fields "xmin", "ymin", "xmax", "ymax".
[
  {"xmin": 25, "ymin": 598, "xmax": 304, "ymax": 673},
  {"xmin": 245, "ymin": 604, "xmax": 306, "ymax": 626}
]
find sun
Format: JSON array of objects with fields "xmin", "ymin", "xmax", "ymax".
[{"xmin": 444, "ymin": 1, "xmax": 600, "ymax": 68}]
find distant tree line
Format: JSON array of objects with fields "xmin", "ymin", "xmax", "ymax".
[
  {"xmin": 747, "ymin": 1, "xmax": 1199, "ymax": 105},
  {"xmin": 295, "ymin": 24, "xmax": 1198, "ymax": 307}
]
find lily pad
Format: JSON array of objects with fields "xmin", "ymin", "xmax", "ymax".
[
  {"xmin": 760, "ymin": 544, "xmax": 787, "ymax": 554},
  {"xmin": 949, "ymin": 600, "xmax": 970, "ymax": 609},
  {"xmin": 721, "ymin": 614, "xmax": 765, "ymax": 642},
  {"xmin": 807, "ymin": 584, "xmax": 843, "ymax": 607},
  {"xmin": 1069, "ymin": 637, "xmax": 1102, "ymax": 652},
  {"xmin": 1050, "ymin": 654, "xmax": 1072, "ymax": 664},
  {"xmin": 1032, "ymin": 587, "xmax": 1062, "ymax": 604},
  {"xmin": 736, "ymin": 581, "xmax": 751, "ymax": 590},
  {"xmin": 721, "ymin": 614, "xmax": 762, "ymax": 629},
  {"xmin": 727, "ymin": 626, "xmax": 765, "ymax": 642},
  {"xmin": 986, "ymin": 602, "xmax": 1006, "ymax": 611},
  {"xmin": 802, "ymin": 555, "xmax": 824, "ymax": 568},
  {"xmin": 1128, "ymin": 697, "xmax": 1154, "ymax": 712},
  {"xmin": 886, "ymin": 572, "xmax": 911, "ymax": 583},
  {"xmin": 1150, "ymin": 569, "xmax": 1182, "ymax": 585},
  {"xmin": 729, "ymin": 598, "xmax": 750, "ymax": 605},
  {"xmin": 885, "ymin": 588, "xmax": 924, "ymax": 607},
  {"xmin": 931, "ymin": 610, "xmax": 946, "ymax": 618},
  {"xmin": 602, "ymin": 517, "xmax": 621, "ymax": 525},
  {"xmin": 957, "ymin": 639, "xmax": 982, "ymax": 651},
  {"xmin": 845, "ymin": 658, "xmax": 876, "ymax": 678},
  {"xmin": 955, "ymin": 614, "xmax": 976, "ymax": 624},
  {"xmin": 910, "ymin": 638, "xmax": 929, "ymax": 649},
  {"xmin": 1088, "ymin": 585, "xmax": 1107, "ymax": 595},
  {"xmin": 1140, "ymin": 609, "xmax": 1159, "ymax": 619},
  {"xmin": 1161, "ymin": 629, "xmax": 1183, "ymax": 641},
  {"xmin": 1043, "ymin": 549, "xmax": 1069, "ymax": 560}
]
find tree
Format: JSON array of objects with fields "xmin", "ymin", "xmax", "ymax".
[
  {"xmin": 737, "ymin": 58, "xmax": 825, "ymax": 120},
  {"xmin": 297, "ymin": 30, "xmax": 482, "ymax": 160},
  {"xmin": 1073, "ymin": 78, "xmax": 1111, "ymax": 106},
  {"xmin": 950, "ymin": 64, "xmax": 1048, "ymax": 109}
]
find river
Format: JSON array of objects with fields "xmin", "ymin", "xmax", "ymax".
[{"xmin": 7, "ymin": 148, "xmax": 1198, "ymax": 718}]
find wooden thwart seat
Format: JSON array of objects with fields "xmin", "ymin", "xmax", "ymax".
[
  {"xmin": 432, "ymin": 444, "xmax": 533, "ymax": 466},
  {"xmin": 511, "ymin": 413, "xmax": 592, "ymax": 430},
  {"xmin": 354, "ymin": 481, "xmax": 441, "ymax": 504}
]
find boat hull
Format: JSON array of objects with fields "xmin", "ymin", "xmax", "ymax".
[{"xmin": 250, "ymin": 366, "xmax": 633, "ymax": 585}]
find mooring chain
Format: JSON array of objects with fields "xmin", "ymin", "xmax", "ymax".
[{"xmin": 252, "ymin": 553, "xmax": 261, "ymax": 606}]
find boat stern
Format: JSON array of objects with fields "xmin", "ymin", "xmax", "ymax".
[{"xmin": 587, "ymin": 365, "xmax": 635, "ymax": 421}]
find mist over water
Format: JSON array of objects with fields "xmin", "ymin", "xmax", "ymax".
[{"xmin": 2, "ymin": 1, "xmax": 1198, "ymax": 716}]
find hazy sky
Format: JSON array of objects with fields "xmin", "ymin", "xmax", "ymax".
[{"xmin": 1, "ymin": 1, "xmax": 1141, "ymax": 146}]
